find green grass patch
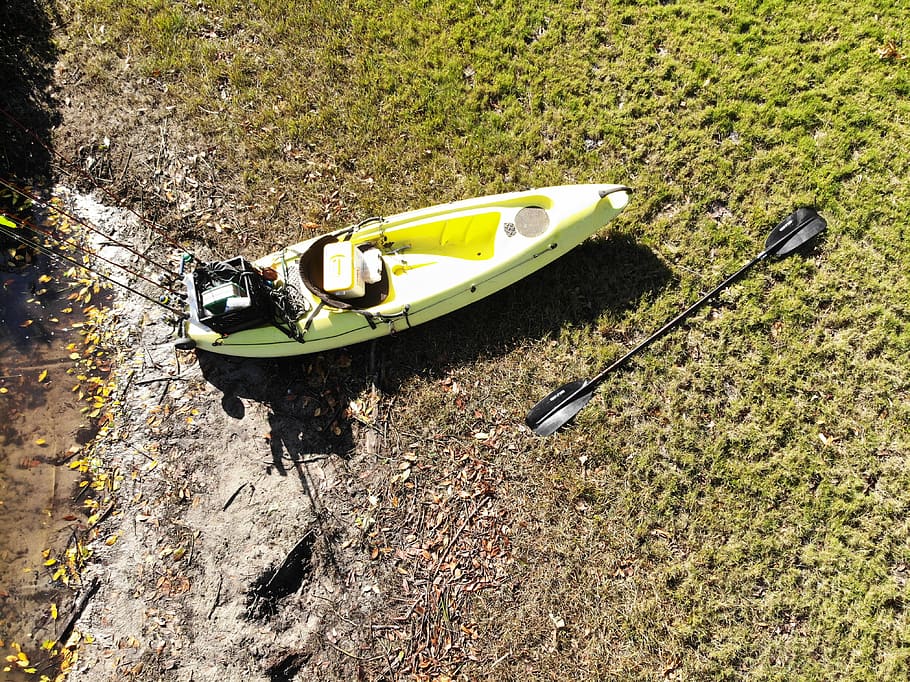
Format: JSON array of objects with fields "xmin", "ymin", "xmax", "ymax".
[{"xmin": 58, "ymin": 0, "xmax": 910, "ymax": 678}]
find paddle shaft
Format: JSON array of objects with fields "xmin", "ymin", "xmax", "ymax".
[
  {"xmin": 526, "ymin": 206, "xmax": 828, "ymax": 435},
  {"xmin": 587, "ymin": 250, "xmax": 768, "ymax": 388}
]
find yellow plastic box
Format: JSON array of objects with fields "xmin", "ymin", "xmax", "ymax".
[{"xmin": 323, "ymin": 241, "xmax": 365, "ymax": 298}]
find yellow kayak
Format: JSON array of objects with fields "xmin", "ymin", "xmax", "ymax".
[{"xmin": 178, "ymin": 184, "xmax": 630, "ymax": 357}]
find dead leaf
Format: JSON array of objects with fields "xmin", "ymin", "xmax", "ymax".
[{"xmin": 878, "ymin": 40, "xmax": 907, "ymax": 61}]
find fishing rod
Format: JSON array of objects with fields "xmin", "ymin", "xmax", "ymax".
[
  {"xmin": 0, "ymin": 216, "xmax": 182, "ymax": 314},
  {"xmin": 0, "ymin": 106, "xmax": 189, "ymax": 255},
  {"xmin": 0, "ymin": 177, "xmax": 178, "ymax": 277},
  {"xmin": 1, "ymin": 208, "xmax": 181, "ymax": 296}
]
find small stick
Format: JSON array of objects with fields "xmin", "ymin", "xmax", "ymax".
[
  {"xmin": 87, "ymin": 502, "xmax": 116, "ymax": 530},
  {"xmin": 207, "ymin": 574, "xmax": 223, "ymax": 620},
  {"xmin": 56, "ymin": 578, "xmax": 101, "ymax": 648},
  {"xmin": 136, "ymin": 374, "xmax": 186, "ymax": 386},
  {"xmin": 222, "ymin": 482, "xmax": 248, "ymax": 511},
  {"xmin": 430, "ymin": 496, "xmax": 491, "ymax": 582}
]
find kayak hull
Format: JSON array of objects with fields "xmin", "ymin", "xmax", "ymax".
[{"xmin": 182, "ymin": 184, "xmax": 630, "ymax": 357}]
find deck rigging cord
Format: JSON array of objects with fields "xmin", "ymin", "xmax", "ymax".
[
  {"xmin": 0, "ymin": 105, "xmax": 189, "ymax": 255},
  {"xmin": 0, "ymin": 214, "xmax": 182, "ymax": 314}
]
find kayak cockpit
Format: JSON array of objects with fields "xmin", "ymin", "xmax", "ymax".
[{"xmin": 298, "ymin": 234, "xmax": 391, "ymax": 310}]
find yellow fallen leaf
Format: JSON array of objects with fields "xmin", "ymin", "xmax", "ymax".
[
  {"xmin": 36, "ymin": 438, "xmax": 47, "ymax": 446},
  {"xmin": 38, "ymin": 369, "xmax": 48, "ymax": 382},
  {"xmin": 38, "ymin": 274, "xmax": 53, "ymax": 283},
  {"xmin": 0, "ymin": 387, "xmax": 8, "ymax": 394},
  {"xmin": 69, "ymin": 353, "xmax": 80, "ymax": 360},
  {"xmin": 50, "ymin": 603, "xmax": 58, "ymax": 619},
  {"xmin": 105, "ymin": 535, "xmax": 119, "ymax": 546}
]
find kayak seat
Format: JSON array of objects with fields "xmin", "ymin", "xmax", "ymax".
[{"xmin": 299, "ymin": 234, "xmax": 390, "ymax": 310}]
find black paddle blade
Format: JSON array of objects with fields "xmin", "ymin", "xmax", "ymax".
[
  {"xmin": 765, "ymin": 207, "xmax": 827, "ymax": 257},
  {"xmin": 525, "ymin": 379, "xmax": 594, "ymax": 436}
]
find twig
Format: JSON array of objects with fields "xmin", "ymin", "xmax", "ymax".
[
  {"xmin": 489, "ymin": 650, "xmax": 511, "ymax": 671},
  {"xmin": 136, "ymin": 374, "xmax": 187, "ymax": 386},
  {"xmin": 118, "ymin": 368, "xmax": 136, "ymax": 399},
  {"xmin": 207, "ymin": 574, "xmax": 223, "ymax": 620},
  {"xmin": 222, "ymin": 482, "xmax": 248, "ymax": 511},
  {"xmin": 87, "ymin": 502, "xmax": 116, "ymax": 530},
  {"xmin": 325, "ymin": 640, "xmax": 385, "ymax": 662},
  {"xmin": 157, "ymin": 377, "xmax": 172, "ymax": 404},
  {"xmin": 53, "ymin": 446, "xmax": 84, "ymax": 465},
  {"xmin": 56, "ymin": 578, "xmax": 101, "ymax": 648},
  {"xmin": 430, "ymin": 495, "xmax": 491, "ymax": 582}
]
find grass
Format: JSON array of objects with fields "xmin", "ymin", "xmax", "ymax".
[{"xmin": 51, "ymin": 0, "xmax": 910, "ymax": 679}]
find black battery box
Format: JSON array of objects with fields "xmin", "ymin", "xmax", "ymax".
[{"xmin": 193, "ymin": 257, "xmax": 273, "ymax": 334}]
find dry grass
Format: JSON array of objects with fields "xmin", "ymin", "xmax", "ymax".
[{"xmin": 9, "ymin": 0, "xmax": 910, "ymax": 679}]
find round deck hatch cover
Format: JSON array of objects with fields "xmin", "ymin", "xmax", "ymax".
[{"xmin": 514, "ymin": 206, "xmax": 549, "ymax": 237}]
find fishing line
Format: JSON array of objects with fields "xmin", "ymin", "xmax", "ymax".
[
  {"xmin": 0, "ymin": 178, "xmax": 178, "ymax": 277},
  {"xmin": 1, "ymin": 209, "xmax": 180, "ymax": 296},
  {"xmin": 0, "ymin": 106, "xmax": 189, "ymax": 255},
  {"xmin": 0, "ymin": 218, "xmax": 181, "ymax": 314}
]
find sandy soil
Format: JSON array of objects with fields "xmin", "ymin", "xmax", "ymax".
[
  {"xmin": 56, "ymin": 194, "xmax": 394, "ymax": 681},
  {"xmin": 55, "ymin": 154, "xmax": 514, "ymax": 682}
]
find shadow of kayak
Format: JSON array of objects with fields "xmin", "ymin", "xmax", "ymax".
[{"xmin": 196, "ymin": 231, "xmax": 671, "ymax": 461}]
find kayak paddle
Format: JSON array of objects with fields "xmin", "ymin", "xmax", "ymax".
[{"xmin": 525, "ymin": 207, "xmax": 828, "ymax": 436}]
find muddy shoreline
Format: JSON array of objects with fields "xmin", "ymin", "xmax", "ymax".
[{"xmin": 35, "ymin": 188, "xmax": 514, "ymax": 681}]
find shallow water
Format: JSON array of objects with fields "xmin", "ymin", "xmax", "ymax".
[{"xmin": 0, "ymin": 239, "xmax": 100, "ymax": 674}]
